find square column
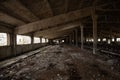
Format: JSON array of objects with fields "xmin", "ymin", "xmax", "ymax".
[
  {"xmin": 92, "ymin": 8, "xmax": 97, "ymax": 54},
  {"xmin": 31, "ymin": 34, "xmax": 34, "ymax": 44},
  {"xmin": 10, "ymin": 32, "xmax": 17, "ymax": 56},
  {"xmin": 75, "ymin": 29, "xmax": 78, "ymax": 46},
  {"xmin": 80, "ymin": 25, "xmax": 84, "ymax": 50},
  {"xmin": 40, "ymin": 37, "xmax": 42, "ymax": 43}
]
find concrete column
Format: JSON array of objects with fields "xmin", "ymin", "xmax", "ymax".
[
  {"xmin": 69, "ymin": 35, "xmax": 72, "ymax": 45},
  {"xmin": 10, "ymin": 32, "xmax": 16, "ymax": 56},
  {"xmin": 73, "ymin": 31, "xmax": 75, "ymax": 45},
  {"xmin": 45, "ymin": 38, "xmax": 47, "ymax": 43},
  {"xmin": 114, "ymin": 37, "xmax": 117, "ymax": 43},
  {"xmin": 92, "ymin": 8, "xmax": 97, "ymax": 54},
  {"xmin": 75, "ymin": 29, "xmax": 78, "ymax": 46},
  {"xmin": 40, "ymin": 37, "xmax": 42, "ymax": 43},
  {"xmin": 49, "ymin": 39, "xmax": 53, "ymax": 44},
  {"xmin": 66, "ymin": 36, "xmax": 69, "ymax": 44},
  {"xmin": 81, "ymin": 25, "xmax": 84, "ymax": 50},
  {"xmin": 31, "ymin": 34, "xmax": 34, "ymax": 44}
]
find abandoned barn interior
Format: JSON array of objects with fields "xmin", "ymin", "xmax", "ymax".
[{"xmin": 0, "ymin": 0, "xmax": 120, "ymax": 80}]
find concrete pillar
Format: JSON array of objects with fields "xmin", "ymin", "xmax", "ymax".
[
  {"xmin": 92, "ymin": 8, "xmax": 97, "ymax": 54},
  {"xmin": 114, "ymin": 37, "xmax": 117, "ymax": 43},
  {"xmin": 69, "ymin": 35, "xmax": 72, "ymax": 45},
  {"xmin": 73, "ymin": 31, "xmax": 75, "ymax": 45},
  {"xmin": 40, "ymin": 37, "xmax": 42, "ymax": 43},
  {"xmin": 66, "ymin": 36, "xmax": 69, "ymax": 44},
  {"xmin": 75, "ymin": 29, "xmax": 78, "ymax": 46},
  {"xmin": 49, "ymin": 39, "xmax": 53, "ymax": 44},
  {"xmin": 31, "ymin": 34, "xmax": 34, "ymax": 44},
  {"xmin": 45, "ymin": 38, "xmax": 47, "ymax": 43},
  {"xmin": 81, "ymin": 25, "xmax": 84, "ymax": 50},
  {"xmin": 10, "ymin": 32, "xmax": 16, "ymax": 56}
]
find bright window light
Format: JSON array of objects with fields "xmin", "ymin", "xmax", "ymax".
[
  {"xmin": 17, "ymin": 35, "xmax": 31, "ymax": 45},
  {"xmin": 46, "ymin": 39, "xmax": 49, "ymax": 42},
  {"xmin": 117, "ymin": 38, "xmax": 120, "ymax": 42},
  {"xmin": 112, "ymin": 38, "xmax": 115, "ymax": 42},
  {"xmin": 0, "ymin": 33, "xmax": 7, "ymax": 46},
  {"xmin": 103, "ymin": 38, "xmax": 106, "ymax": 41},
  {"xmin": 86, "ymin": 39, "xmax": 89, "ymax": 42},
  {"xmin": 34, "ymin": 37, "xmax": 40, "ymax": 43},
  {"xmin": 108, "ymin": 39, "xmax": 111, "ymax": 44},
  {"xmin": 91, "ymin": 39, "xmax": 94, "ymax": 42},
  {"xmin": 98, "ymin": 39, "xmax": 101, "ymax": 42},
  {"xmin": 62, "ymin": 40, "xmax": 64, "ymax": 43},
  {"xmin": 42, "ymin": 38, "xmax": 45, "ymax": 43}
]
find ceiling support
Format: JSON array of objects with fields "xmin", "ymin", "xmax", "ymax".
[
  {"xmin": 92, "ymin": 8, "xmax": 98, "ymax": 54},
  {"xmin": 80, "ymin": 25, "xmax": 84, "ymax": 50},
  {"xmin": 75, "ymin": 29, "xmax": 78, "ymax": 47},
  {"xmin": 40, "ymin": 37, "xmax": 42, "ymax": 43},
  {"xmin": 10, "ymin": 31, "xmax": 16, "ymax": 56}
]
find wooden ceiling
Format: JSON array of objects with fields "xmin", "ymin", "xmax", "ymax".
[{"xmin": 0, "ymin": 0, "xmax": 120, "ymax": 39}]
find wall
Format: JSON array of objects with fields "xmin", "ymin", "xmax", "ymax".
[{"xmin": 0, "ymin": 43, "xmax": 47, "ymax": 61}]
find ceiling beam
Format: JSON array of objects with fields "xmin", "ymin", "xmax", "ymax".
[
  {"xmin": 79, "ymin": 0, "xmax": 84, "ymax": 9},
  {"xmin": 64, "ymin": 0, "xmax": 69, "ymax": 13},
  {"xmin": 0, "ymin": 25, "xmax": 12, "ymax": 33},
  {"xmin": 15, "ymin": 7, "xmax": 92, "ymax": 34},
  {"xmin": 0, "ymin": 11, "xmax": 25, "ymax": 26},
  {"xmin": 2, "ymin": 0, "xmax": 39, "ymax": 22},
  {"xmin": 34, "ymin": 21, "xmax": 80, "ymax": 37},
  {"xmin": 0, "ymin": 21, "xmax": 16, "ymax": 29},
  {"xmin": 44, "ymin": 30, "xmax": 73, "ymax": 39},
  {"xmin": 44, "ymin": 0, "xmax": 53, "ymax": 16}
]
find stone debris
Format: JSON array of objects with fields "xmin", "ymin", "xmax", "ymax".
[{"xmin": 0, "ymin": 45, "xmax": 120, "ymax": 80}]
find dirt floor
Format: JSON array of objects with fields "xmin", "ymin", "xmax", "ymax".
[{"xmin": 0, "ymin": 45, "xmax": 120, "ymax": 80}]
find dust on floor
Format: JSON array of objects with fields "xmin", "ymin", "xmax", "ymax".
[{"xmin": 0, "ymin": 45, "xmax": 120, "ymax": 80}]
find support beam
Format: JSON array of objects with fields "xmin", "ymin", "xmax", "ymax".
[
  {"xmin": 2, "ymin": 0, "xmax": 39, "ymax": 22},
  {"xmin": 34, "ymin": 21, "xmax": 80, "ymax": 37},
  {"xmin": 0, "ymin": 26, "xmax": 12, "ymax": 33},
  {"xmin": 31, "ymin": 34, "xmax": 34, "ymax": 44},
  {"xmin": 92, "ymin": 8, "xmax": 98, "ymax": 54},
  {"xmin": 69, "ymin": 35, "xmax": 72, "ymax": 45},
  {"xmin": 49, "ymin": 39, "xmax": 53, "ymax": 45},
  {"xmin": 75, "ymin": 29, "xmax": 78, "ymax": 46},
  {"xmin": 45, "ymin": 30, "xmax": 73, "ymax": 39},
  {"xmin": 40, "ymin": 37, "xmax": 42, "ymax": 43},
  {"xmin": 45, "ymin": 38, "xmax": 48, "ymax": 43},
  {"xmin": 64, "ymin": 0, "xmax": 68, "ymax": 13},
  {"xmin": 0, "ymin": 11, "xmax": 25, "ymax": 26},
  {"xmin": 10, "ymin": 31, "xmax": 16, "ymax": 56},
  {"xmin": 73, "ymin": 31, "xmax": 75, "ymax": 45},
  {"xmin": 80, "ymin": 25, "xmax": 84, "ymax": 50},
  {"xmin": 15, "ymin": 7, "xmax": 92, "ymax": 34},
  {"xmin": 44, "ymin": 0, "xmax": 53, "ymax": 16}
]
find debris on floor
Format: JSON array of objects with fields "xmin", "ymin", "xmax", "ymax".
[{"xmin": 0, "ymin": 45, "xmax": 120, "ymax": 80}]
